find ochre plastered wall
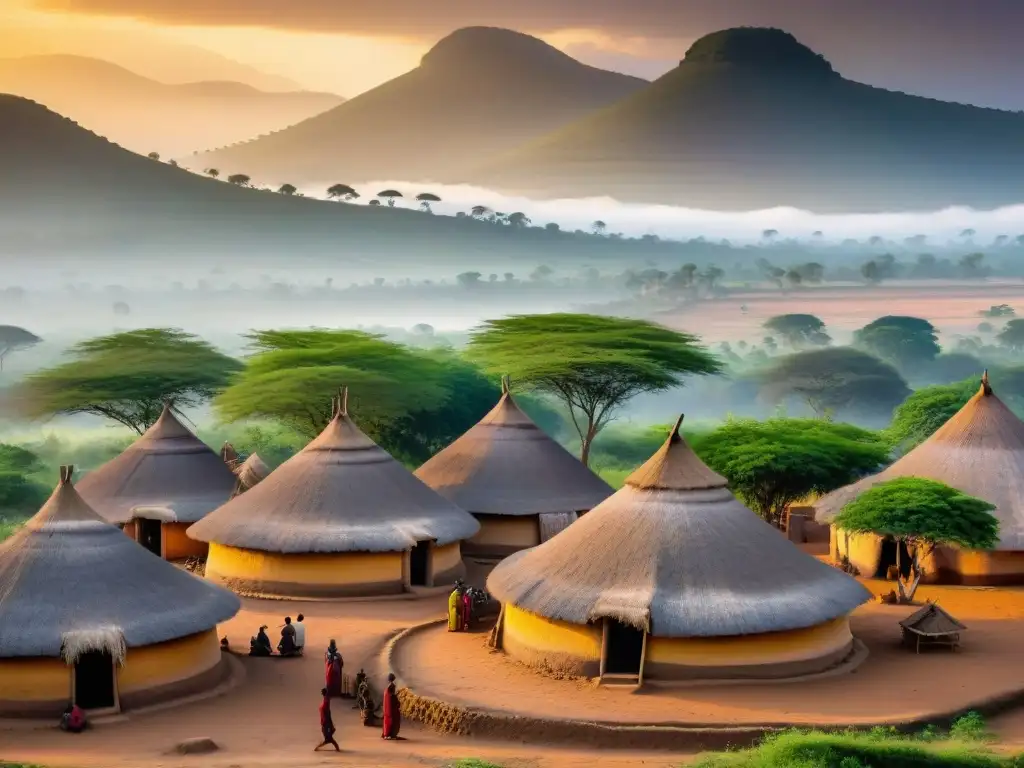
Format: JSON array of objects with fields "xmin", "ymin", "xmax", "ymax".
[{"xmin": 465, "ymin": 515, "xmax": 540, "ymax": 555}]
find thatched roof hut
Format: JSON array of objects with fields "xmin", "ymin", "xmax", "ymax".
[
  {"xmin": 232, "ymin": 452, "xmax": 269, "ymax": 496},
  {"xmin": 0, "ymin": 466, "xmax": 240, "ymax": 660},
  {"xmin": 815, "ymin": 373, "xmax": 1024, "ymax": 549},
  {"xmin": 488, "ymin": 415, "xmax": 871, "ymax": 638},
  {"xmin": 76, "ymin": 404, "xmax": 237, "ymax": 526},
  {"xmin": 188, "ymin": 391, "xmax": 480, "ymax": 553},
  {"xmin": 415, "ymin": 378, "xmax": 613, "ymax": 517}
]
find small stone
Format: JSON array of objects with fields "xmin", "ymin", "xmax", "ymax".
[{"xmin": 175, "ymin": 737, "xmax": 220, "ymax": 754}]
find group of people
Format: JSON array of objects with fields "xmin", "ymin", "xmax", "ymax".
[
  {"xmin": 447, "ymin": 580, "xmax": 474, "ymax": 632},
  {"xmin": 249, "ymin": 614, "xmax": 306, "ymax": 657},
  {"xmin": 316, "ymin": 670, "xmax": 401, "ymax": 751}
]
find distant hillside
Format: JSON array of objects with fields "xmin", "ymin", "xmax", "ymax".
[
  {"xmin": 0, "ymin": 95, "xmax": 721, "ymax": 268},
  {"xmin": 468, "ymin": 27, "xmax": 1024, "ymax": 213},
  {"xmin": 0, "ymin": 55, "xmax": 343, "ymax": 157},
  {"xmin": 192, "ymin": 27, "xmax": 647, "ymax": 185}
]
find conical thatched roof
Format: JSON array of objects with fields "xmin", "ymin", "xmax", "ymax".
[
  {"xmin": 415, "ymin": 378, "xmax": 612, "ymax": 515},
  {"xmin": 815, "ymin": 373, "xmax": 1024, "ymax": 548},
  {"xmin": 76, "ymin": 404, "xmax": 237, "ymax": 525},
  {"xmin": 234, "ymin": 453, "xmax": 269, "ymax": 494},
  {"xmin": 188, "ymin": 390, "xmax": 480, "ymax": 553},
  {"xmin": 0, "ymin": 467, "xmax": 240, "ymax": 660},
  {"xmin": 487, "ymin": 416, "xmax": 871, "ymax": 637},
  {"xmin": 899, "ymin": 602, "xmax": 966, "ymax": 637}
]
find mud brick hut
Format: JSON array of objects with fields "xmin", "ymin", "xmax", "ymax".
[
  {"xmin": 816, "ymin": 372, "xmax": 1024, "ymax": 585},
  {"xmin": 0, "ymin": 467, "xmax": 240, "ymax": 717},
  {"xmin": 486, "ymin": 416, "xmax": 871, "ymax": 684},
  {"xmin": 188, "ymin": 390, "xmax": 480, "ymax": 598},
  {"xmin": 415, "ymin": 378, "xmax": 612, "ymax": 558},
  {"xmin": 231, "ymin": 453, "xmax": 269, "ymax": 498},
  {"xmin": 75, "ymin": 404, "xmax": 237, "ymax": 560}
]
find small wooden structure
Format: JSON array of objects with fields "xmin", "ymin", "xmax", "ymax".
[{"xmin": 899, "ymin": 602, "xmax": 966, "ymax": 653}]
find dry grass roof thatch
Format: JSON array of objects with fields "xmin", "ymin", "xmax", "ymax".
[
  {"xmin": 75, "ymin": 404, "xmax": 237, "ymax": 524},
  {"xmin": 899, "ymin": 602, "xmax": 966, "ymax": 637},
  {"xmin": 0, "ymin": 466, "xmax": 240, "ymax": 659},
  {"xmin": 487, "ymin": 416, "xmax": 871, "ymax": 638},
  {"xmin": 815, "ymin": 374, "xmax": 1024, "ymax": 549},
  {"xmin": 234, "ymin": 453, "xmax": 269, "ymax": 493},
  {"xmin": 187, "ymin": 391, "xmax": 480, "ymax": 553},
  {"xmin": 414, "ymin": 381, "xmax": 612, "ymax": 515}
]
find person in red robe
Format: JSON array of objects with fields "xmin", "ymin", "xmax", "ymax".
[
  {"xmin": 462, "ymin": 589, "xmax": 473, "ymax": 631},
  {"xmin": 60, "ymin": 703, "xmax": 86, "ymax": 733},
  {"xmin": 381, "ymin": 673, "xmax": 401, "ymax": 740},
  {"xmin": 315, "ymin": 688, "xmax": 340, "ymax": 752},
  {"xmin": 325, "ymin": 639, "xmax": 343, "ymax": 697}
]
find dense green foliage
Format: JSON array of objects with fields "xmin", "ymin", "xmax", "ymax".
[
  {"xmin": 853, "ymin": 316, "xmax": 942, "ymax": 373},
  {"xmin": 691, "ymin": 418, "xmax": 889, "ymax": 526},
  {"xmin": 468, "ymin": 313, "xmax": 720, "ymax": 465},
  {"xmin": 759, "ymin": 347, "xmax": 910, "ymax": 422},
  {"xmin": 16, "ymin": 329, "xmax": 241, "ymax": 434},
  {"xmin": 0, "ymin": 443, "xmax": 48, "ymax": 541},
  {"xmin": 997, "ymin": 319, "xmax": 1024, "ymax": 352},
  {"xmin": 886, "ymin": 379, "xmax": 977, "ymax": 452},
  {"xmin": 763, "ymin": 314, "xmax": 831, "ymax": 349}
]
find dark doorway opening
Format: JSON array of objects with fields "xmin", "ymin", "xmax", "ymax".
[
  {"xmin": 875, "ymin": 537, "xmax": 913, "ymax": 580},
  {"xmin": 410, "ymin": 541, "xmax": 430, "ymax": 587},
  {"xmin": 74, "ymin": 651, "xmax": 116, "ymax": 710},
  {"xmin": 604, "ymin": 620, "xmax": 645, "ymax": 676},
  {"xmin": 138, "ymin": 519, "xmax": 162, "ymax": 557}
]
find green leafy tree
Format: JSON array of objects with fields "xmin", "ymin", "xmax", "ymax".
[
  {"xmin": 997, "ymin": 319, "xmax": 1024, "ymax": 352},
  {"xmin": 416, "ymin": 192, "xmax": 441, "ymax": 212},
  {"xmin": 277, "ymin": 183, "xmax": 297, "ymax": 196},
  {"xmin": 922, "ymin": 353, "xmax": 984, "ymax": 386},
  {"xmin": 853, "ymin": 316, "xmax": 941, "ymax": 372},
  {"xmin": 885, "ymin": 379, "xmax": 976, "ymax": 452},
  {"xmin": 834, "ymin": 477, "xmax": 998, "ymax": 602},
  {"xmin": 377, "ymin": 189, "xmax": 403, "ymax": 207},
  {"xmin": 17, "ymin": 329, "xmax": 241, "ymax": 434},
  {"xmin": 467, "ymin": 314, "xmax": 720, "ymax": 465},
  {"xmin": 204, "ymin": 167, "xmax": 220, "ymax": 179},
  {"xmin": 0, "ymin": 325, "xmax": 41, "ymax": 372},
  {"xmin": 227, "ymin": 173, "xmax": 251, "ymax": 187},
  {"xmin": 763, "ymin": 314, "xmax": 831, "ymax": 349},
  {"xmin": 326, "ymin": 183, "xmax": 358, "ymax": 201},
  {"xmin": 692, "ymin": 418, "xmax": 889, "ymax": 527},
  {"xmin": 759, "ymin": 347, "xmax": 910, "ymax": 421}
]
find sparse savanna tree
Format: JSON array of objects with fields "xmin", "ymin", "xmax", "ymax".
[
  {"xmin": 326, "ymin": 183, "xmax": 358, "ymax": 202},
  {"xmin": 227, "ymin": 174, "xmax": 251, "ymax": 187},
  {"xmin": 506, "ymin": 212, "xmax": 531, "ymax": 228},
  {"xmin": 592, "ymin": 220, "xmax": 607, "ymax": 236},
  {"xmin": 470, "ymin": 205, "xmax": 492, "ymax": 219},
  {"xmin": 278, "ymin": 184, "xmax": 297, "ymax": 196},
  {"xmin": 0, "ymin": 326, "xmax": 41, "ymax": 373},
  {"xmin": 168, "ymin": 159, "xmax": 178, "ymax": 167},
  {"xmin": 146, "ymin": 151, "xmax": 160, "ymax": 161},
  {"xmin": 205, "ymin": 168, "xmax": 220, "ymax": 179},
  {"xmin": 377, "ymin": 189, "xmax": 403, "ymax": 207},
  {"xmin": 368, "ymin": 199, "xmax": 381, "ymax": 207},
  {"xmin": 416, "ymin": 192, "xmax": 441, "ymax": 213},
  {"xmin": 762, "ymin": 228, "xmax": 779, "ymax": 242}
]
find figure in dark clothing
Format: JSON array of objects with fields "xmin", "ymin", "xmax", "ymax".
[
  {"xmin": 60, "ymin": 703, "xmax": 86, "ymax": 733},
  {"xmin": 315, "ymin": 688, "xmax": 341, "ymax": 752},
  {"xmin": 279, "ymin": 616, "xmax": 298, "ymax": 656},
  {"xmin": 249, "ymin": 625, "xmax": 273, "ymax": 656},
  {"xmin": 382, "ymin": 673, "xmax": 401, "ymax": 740}
]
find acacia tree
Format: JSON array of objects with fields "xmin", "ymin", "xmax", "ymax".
[
  {"xmin": 762, "ymin": 314, "xmax": 831, "ymax": 349},
  {"xmin": 834, "ymin": 477, "xmax": 999, "ymax": 602},
  {"xmin": 277, "ymin": 183, "xmax": 298, "ymax": 196},
  {"xmin": 467, "ymin": 314, "xmax": 720, "ymax": 465},
  {"xmin": 759, "ymin": 347, "xmax": 910, "ymax": 421},
  {"xmin": 416, "ymin": 192, "xmax": 441, "ymax": 212},
  {"xmin": 326, "ymin": 183, "xmax": 358, "ymax": 201},
  {"xmin": 377, "ymin": 189, "xmax": 403, "ymax": 207},
  {"xmin": 885, "ymin": 379, "xmax": 975, "ymax": 452},
  {"xmin": 227, "ymin": 174, "xmax": 251, "ymax": 187},
  {"xmin": 18, "ymin": 329, "xmax": 241, "ymax": 433},
  {"xmin": 0, "ymin": 326, "xmax": 41, "ymax": 372},
  {"xmin": 853, "ymin": 316, "xmax": 940, "ymax": 372},
  {"xmin": 691, "ymin": 417, "xmax": 889, "ymax": 527}
]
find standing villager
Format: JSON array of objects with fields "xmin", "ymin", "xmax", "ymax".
[
  {"xmin": 279, "ymin": 616, "xmax": 298, "ymax": 656},
  {"xmin": 447, "ymin": 583, "xmax": 463, "ymax": 632},
  {"xmin": 325, "ymin": 639, "xmax": 343, "ymax": 697},
  {"xmin": 315, "ymin": 688, "xmax": 341, "ymax": 752},
  {"xmin": 462, "ymin": 588, "xmax": 473, "ymax": 631},
  {"xmin": 381, "ymin": 673, "xmax": 401, "ymax": 740}
]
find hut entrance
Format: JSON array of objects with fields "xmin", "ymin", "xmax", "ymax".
[
  {"xmin": 410, "ymin": 541, "xmax": 430, "ymax": 587},
  {"xmin": 876, "ymin": 537, "xmax": 913, "ymax": 580},
  {"xmin": 137, "ymin": 519, "xmax": 162, "ymax": 557},
  {"xmin": 73, "ymin": 651, "xmax": 116, "ymax": 711},
  {"xmin": 603, "ymin": 619, "xmax": 645, "ymax": 677}
]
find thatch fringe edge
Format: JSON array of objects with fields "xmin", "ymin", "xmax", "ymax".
[{"xmin": 61, "ymin": 626, "xmax": 127, "ymax": 665}]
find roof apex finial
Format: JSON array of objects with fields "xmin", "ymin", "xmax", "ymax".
[
  {"xmin": 670, "ymin": 414, "xmax": 685, "ymax": 442},
  {"xmin": 501, "ymin": 375, "xmax": 510, "ymax": 394},
  {"xmin": 982, "ymin": 369, "xmax": 992, "ymax": 395},
  {"xmin": 339, "ymin": 386, "xmax": 349, "ymax": 416},
  {"xmin": 59, "ymin": 465, "xmax": 74, "ymax": 485}
]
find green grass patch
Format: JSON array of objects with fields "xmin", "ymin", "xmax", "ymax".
[
  {"xmin": 447, "ymin": 761, "xmax": 505, "ymax": 768},
  {"xmin": 0, "ymin": 513, "xmax": 30, "ymax": 541}
]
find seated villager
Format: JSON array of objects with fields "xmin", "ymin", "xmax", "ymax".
[
  {"xmin": 295, "ymin": 613, "xmax": 306, "ymax": 655},
  {"xmin": 278, "ymin": 616, "xmax": 299, "ymax": 656},
  {"xmin": 60, "ymin": 703, "xmax": 86, "ymax": 733},
  {"xmin": 250, "ymin": 625, "xmax": 273, "ymax": 656},
  {"xmin": 351, "ymin": 669, "xmax": 367, "ymax": 708},
  {"xmin": 325, "ymin": 639, "xmax": 344, "ymax": 697},
  {"xmin": 220, "ymin": 637, "xmax": 230, "ymax": 651},
  {"xmin": 356, "ymin": 679, "xmax": 380, "ymax": 727}
]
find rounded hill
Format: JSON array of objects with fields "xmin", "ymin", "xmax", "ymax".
[
  {"xmin": 681, "ymin": 27, "xmax": 837, "ymax": 77},
  {"xmin": 421, "ymin": 26, "xmax": 580, "ymax": 73}
]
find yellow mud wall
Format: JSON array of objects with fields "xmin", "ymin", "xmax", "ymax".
[
  {"xmin": 430, "ymin": 541, "xmax": 464, "ymax": 581},
  {"xmin": 501, "ymin": 603, "xmax": 601, "ymax": 670},
  {"xmin": 162, "ymin": 522, "xmax": 208, "ymax": 560},
  {"xmin": 947, "ymin": 549, "xmax": 1024, "ymax": 584},
  {"xmin": 122, "ymin": 521, "xmax": 137, "ymax": 541},
  {"xmin": 833, "ymin": 528, "xmax": 883, "ymax": 576},
  {"xmin": 117, "ymin": 630, "xmax": 221, "ymax": 697},
  {"xmin": 0, "ymin": 657, "xmax": 70, "ymax": 703},
  {"xmin": 205, "ymin": 542, "xmax": 404, "ymax": 595},
  {"xmin": 468, "ymin": 516, "xmax": 539, "ymax": 550},
  {"xmin": 645, "ymin": 617, "xmax": 853, "ymax": 668}
]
